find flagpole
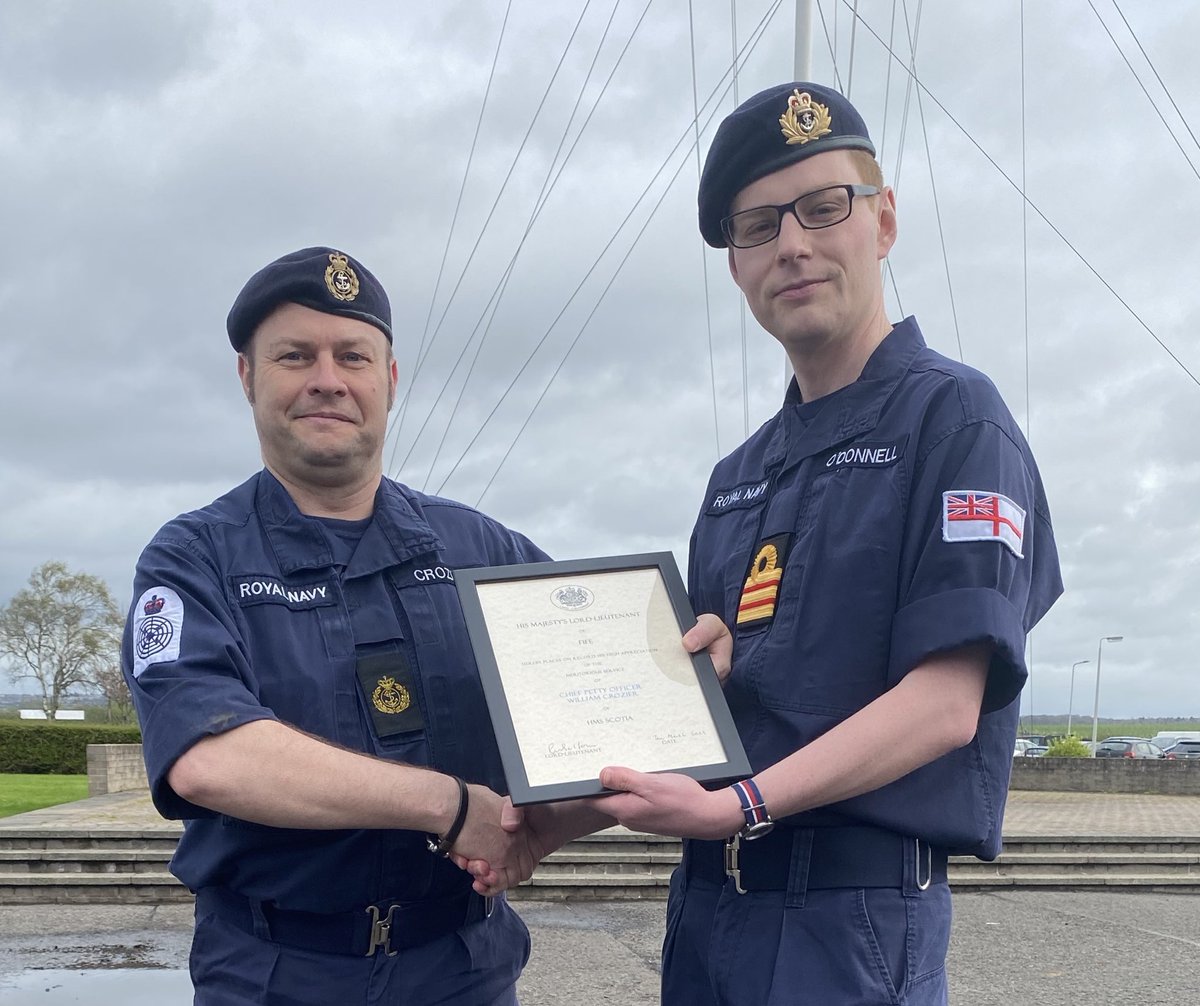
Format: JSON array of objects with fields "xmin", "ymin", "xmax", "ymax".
[
  {"xmin": 785, "ymin": 0, "xmax": 814, "ymax": 394},
  {"xmin": 794, "ymin": 0, "xmax": 813, "ymax": 79}
]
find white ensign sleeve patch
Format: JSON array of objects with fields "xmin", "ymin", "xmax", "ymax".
[
  {"xmin": 942, "ymin": 490, "xmax": 1025, "ymax": 558},
  {"xmin": 132, "ymin": 586, "xmax": 184, "ymax": 678}
]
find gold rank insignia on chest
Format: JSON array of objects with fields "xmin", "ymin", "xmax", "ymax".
[{"xmin": 737, "ymin": 533, "xmax": 793, "ymax": 629}]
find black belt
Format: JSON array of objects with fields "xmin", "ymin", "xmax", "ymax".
[
  {"xmin": 687, "ymin": 825, "xmax": 947, "ymax": 894},
  {"xmin": 196, "ymin": 886, "xmax": 495, "ymax": 957}
]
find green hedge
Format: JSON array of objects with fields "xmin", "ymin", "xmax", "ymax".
[{"xmin": 0, "ymin": 722, "xmax": 142, "ymax": 774}]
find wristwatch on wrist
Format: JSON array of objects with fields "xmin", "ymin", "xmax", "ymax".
[{"xmin": 731, "ymin": 778, "xmax": 774, "ymax": 840}]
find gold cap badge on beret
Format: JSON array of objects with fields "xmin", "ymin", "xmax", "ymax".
[
  {"xmin": 779, "ymin": 89, "xmax": 832, "ymax": 146},
  {"xmin": 324, "ymin": 251, "xmax": 360, "ymax": 302}
]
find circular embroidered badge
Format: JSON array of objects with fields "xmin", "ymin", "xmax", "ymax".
[{"xmin": 135, "ymin": 616, "xmax": 174, "ymax": 660}]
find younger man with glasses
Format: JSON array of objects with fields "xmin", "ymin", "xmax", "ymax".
[{"xmin": 593, "ymin": 82, "xmax": 1064, "ymax": 1004}]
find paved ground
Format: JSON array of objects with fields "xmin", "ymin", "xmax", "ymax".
[
  {"xmin": 6, "ymin": 787, "xmax": 1200, "ymax": 836},
  {"xmin": 0, "ymin": 892, "xmax": 1197, "ymax": 1004},
  {"xmin": 2, "ymin": 790, "xmax": 1199, "ymax": 1003},
  {"xmin": 999, "ymin": 789, "xmax": 1200, "ymax": 836}
]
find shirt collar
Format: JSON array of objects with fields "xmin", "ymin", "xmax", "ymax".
[
  {"xmin": 256, "ymin": 470, "xmax": 443, "ymax": 576},
  {"xmin": 766, "ymin": 316, "xmax": 926, "ymax": 470}
]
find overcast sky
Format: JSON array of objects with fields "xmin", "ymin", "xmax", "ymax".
[{"xmin": 2, "ymin": 1, "xmax": 1197, "ymax": 720}]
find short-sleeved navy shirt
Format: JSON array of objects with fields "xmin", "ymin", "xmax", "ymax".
[
  {"xmin": 688, "ymin": 317, "xmax": 1062, "ymax": 858},
  {"xmin": 121, "ymin": 470, "xmax": 549, "ymax": 910}
]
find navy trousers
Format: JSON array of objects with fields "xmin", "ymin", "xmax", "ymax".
[
  {"xmin": 661, "ymin": 860, "xmax": 952, "ymax": 1005},
  {"xmin": 189, "ymin": 895, "xmax": 530, "ymax": 1005}
]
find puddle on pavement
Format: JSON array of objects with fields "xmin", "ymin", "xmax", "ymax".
[{"xmin": 0, "ymin": 969, "xmax": 192, "ymax": 1003}]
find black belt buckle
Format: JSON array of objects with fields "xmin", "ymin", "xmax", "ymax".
[
  {"xmin": 723, "ymin": 833, "xmax": 748, "ymax": 894},
  {"xmin": 364, "ymin": 894, "xmax": 494, "ymax": 956},
  {"xmin": 364, "ymin": 904, "xmax": 400, "ymax": 957}
]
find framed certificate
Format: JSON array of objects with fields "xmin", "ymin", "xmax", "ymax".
[{"xmin": 455, "ymin": 552, "xmax": 751, "ymax": 805}]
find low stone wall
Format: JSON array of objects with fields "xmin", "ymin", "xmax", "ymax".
[
  {"xmin": 1010, "ymin": 757, "xmax": 1200, "ymax": 795},
  {"xmin": 87, "ymin": 743, "xmax": 149, "ymax": 797},
  {"xmin": 80, "ymin": 744, "xmax": 1198, "ymax": 798}
]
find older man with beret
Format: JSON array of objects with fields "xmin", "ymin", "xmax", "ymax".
[
  {"xmin": 591, "ymin": 83, "xmax": 1064, "ymax": 1004},
  {"xmin": 121, "ymin": 247, "xmax": 551, "ymax": 1004}
]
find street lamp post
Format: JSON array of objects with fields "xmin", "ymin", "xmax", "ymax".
[
  {"xmin": 1090, "ymin": 636, "xmax": 1124, "ymax": 746},
  {"xmin": 1067, "ymin": 659, "xmax": 1089, "ymax": 737}
]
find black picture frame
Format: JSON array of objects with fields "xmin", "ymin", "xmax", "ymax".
[{"xmin": 455, "ymin": 552, "xmax": 751, "ymax": 805}]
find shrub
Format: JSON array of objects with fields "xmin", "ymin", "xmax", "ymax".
[
  {"xmin": 1044, "ymin": 735, "xmax": 1091, "ymax": 758},
  {"xmin": 0, "ymin": 721, "xmax": 141, "ymax": 773}
]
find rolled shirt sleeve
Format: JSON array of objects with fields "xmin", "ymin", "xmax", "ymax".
[
  {"xmin": 122, "ymin": 534, "xmax": 279, "ymax": 820},
  {"xmin": 889, "ymin": 416, "xmax": 1062, "ymax": 711}
]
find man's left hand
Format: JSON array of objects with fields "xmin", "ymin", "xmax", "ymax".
[{"xmin": 683, "ymin": 613, "xmax": 733, "ymax": 685}]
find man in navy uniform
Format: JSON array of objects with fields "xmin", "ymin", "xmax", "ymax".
[
  {"xmin": 591, "ymin": 83, "xmax": 1063, "ymax": 1004},
  {"xmin": 122, "ymin": 247, "xmax": 550, "ymax": 1004}
]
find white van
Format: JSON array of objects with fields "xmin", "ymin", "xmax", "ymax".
[{"xmin": 1150, "ymin": 730, "xmax": 1200, "ymax": 751}]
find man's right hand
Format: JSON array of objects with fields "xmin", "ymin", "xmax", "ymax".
[{"xmin": 447, "ymin": 786, "xmax": 547, "ymax": 892}]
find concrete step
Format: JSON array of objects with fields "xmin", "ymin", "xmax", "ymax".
[
  {"xmin": 999, "ymin": 836, "xmax": 1200, "ymax": 855},
  {"xmin": 0, "ymin": 849, "xmax": 175, "ymax": 874},
  {"xmin": 943, "ymin": 873, "xmax": 1200, "ymax": 891},
  {"xmin": 0, "ymin": 871, "xmax": 192, "ymax": 905},
  {"xmin": 509, "ymin": 870, "xmax": 1200, "ymax": 900},
  {"xmin": 0, "ymin": 830, "xmax": 180, "ymax": 852},
  {"xmin": 951, "ymin": 853, "xmax": 1200, "ymax": 877},
  {"xmin": 4, "ymin": 827, "xmax": 1200, "ymax": 903},
  {"xmin": 6, "ymin": 868, "xmax": 1198, "ymax": 906}
]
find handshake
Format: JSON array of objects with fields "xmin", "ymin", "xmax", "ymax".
[
  {"xmin": 439, "ymin": 788, "xmax": 572, "ymax": 897},
  {"xmin": 438, "ymin": 768, "xmax": 747, "ymax": 897},
  {"xmin": 435, "ymin": 614, "xmax": 740, "ymax": 895}
]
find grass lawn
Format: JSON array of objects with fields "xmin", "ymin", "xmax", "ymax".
[{"xmin": 0, "ymin": 774, "xmax": 89, "ymax": 818}]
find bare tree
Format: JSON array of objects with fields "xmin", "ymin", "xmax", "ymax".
[
  {"xmin": 0, "ymin": 561, "xmax": 124, "ymax": 719},
  {"xmin": 92, "ymin": 660, "xmax": 136, "ymax": 723}
]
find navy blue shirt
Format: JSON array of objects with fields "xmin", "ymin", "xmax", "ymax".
[
  {"xmin": 121, "ymin": 470, "xmax": 548, "ymax": 910},
  {"xmin": 688, "ymin": 317, "xmax": 1062, "ymax": 858}
]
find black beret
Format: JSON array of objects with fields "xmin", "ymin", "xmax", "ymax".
[
  {"xmin": 698, "ymin": 81, "xmax": 876, "ymax": 248},
  {"xmin": 226, "ymin": 246, "xmax": 393, "ymax": 351}
]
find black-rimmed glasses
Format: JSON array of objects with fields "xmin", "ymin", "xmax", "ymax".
[{"xmin": 721, "ymin": 184, "xmax": 880, "ymax": 249}]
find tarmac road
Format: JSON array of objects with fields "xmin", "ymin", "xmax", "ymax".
[{"xmin": 0, "ymin": 890, "xmax": 1197, "ymax": 1004}]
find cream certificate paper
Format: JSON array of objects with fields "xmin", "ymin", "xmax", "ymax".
[{"xmin": 475, "ymin": 567, "xmax": 729, "ymax": 787}]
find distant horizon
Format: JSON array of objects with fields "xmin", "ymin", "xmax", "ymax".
[{"xmin": 2, "ymin": 692, "xmax": 1196, "ymax": 723}]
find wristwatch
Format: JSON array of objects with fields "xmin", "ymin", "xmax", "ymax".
[{"xmin": 731, "ymin": 778, "xmax": 774, "ymax": 840}]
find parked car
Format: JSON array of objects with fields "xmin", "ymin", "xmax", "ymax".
[
  {"xmin": 1023, "ymin": 745, "xmax": 1049, "ymax": 757},
  {"xmin": 1014, "ymin": 738, "xmax": 1036, "ymax": 757},
  {"xmin": 1151, "ymin": 731, "xmax": 1200, "ymax": 751},
  {"xmin": 1017, "ymin": 734, "xmax": 1056, "ymax": 748},
  {"xmin": 1164, "ymin": 740, "xmax": 1200, "ymax": 760},
  {"xmin": 1094, "ymin": 738, "xmax": 1165, "ymax": 759}
]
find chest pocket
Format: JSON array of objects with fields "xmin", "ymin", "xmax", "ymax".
[
  {"xmin": 230, "ymin": 573, "xmax": 345, "ymax": 738},
  {"xmin": 341, "ymin": 575, "xmax": 432, "ymax": 763},
  {"xmin": 742, "ymin": 456, "xmax": 909, "ymax": 715},
  {"xmin": 385, "ymin": 570, "xmax": 507, "ymax": 791},
  {"xmin": 692, "ymin": 504, "xmax": 771, "ymax": 625}
]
